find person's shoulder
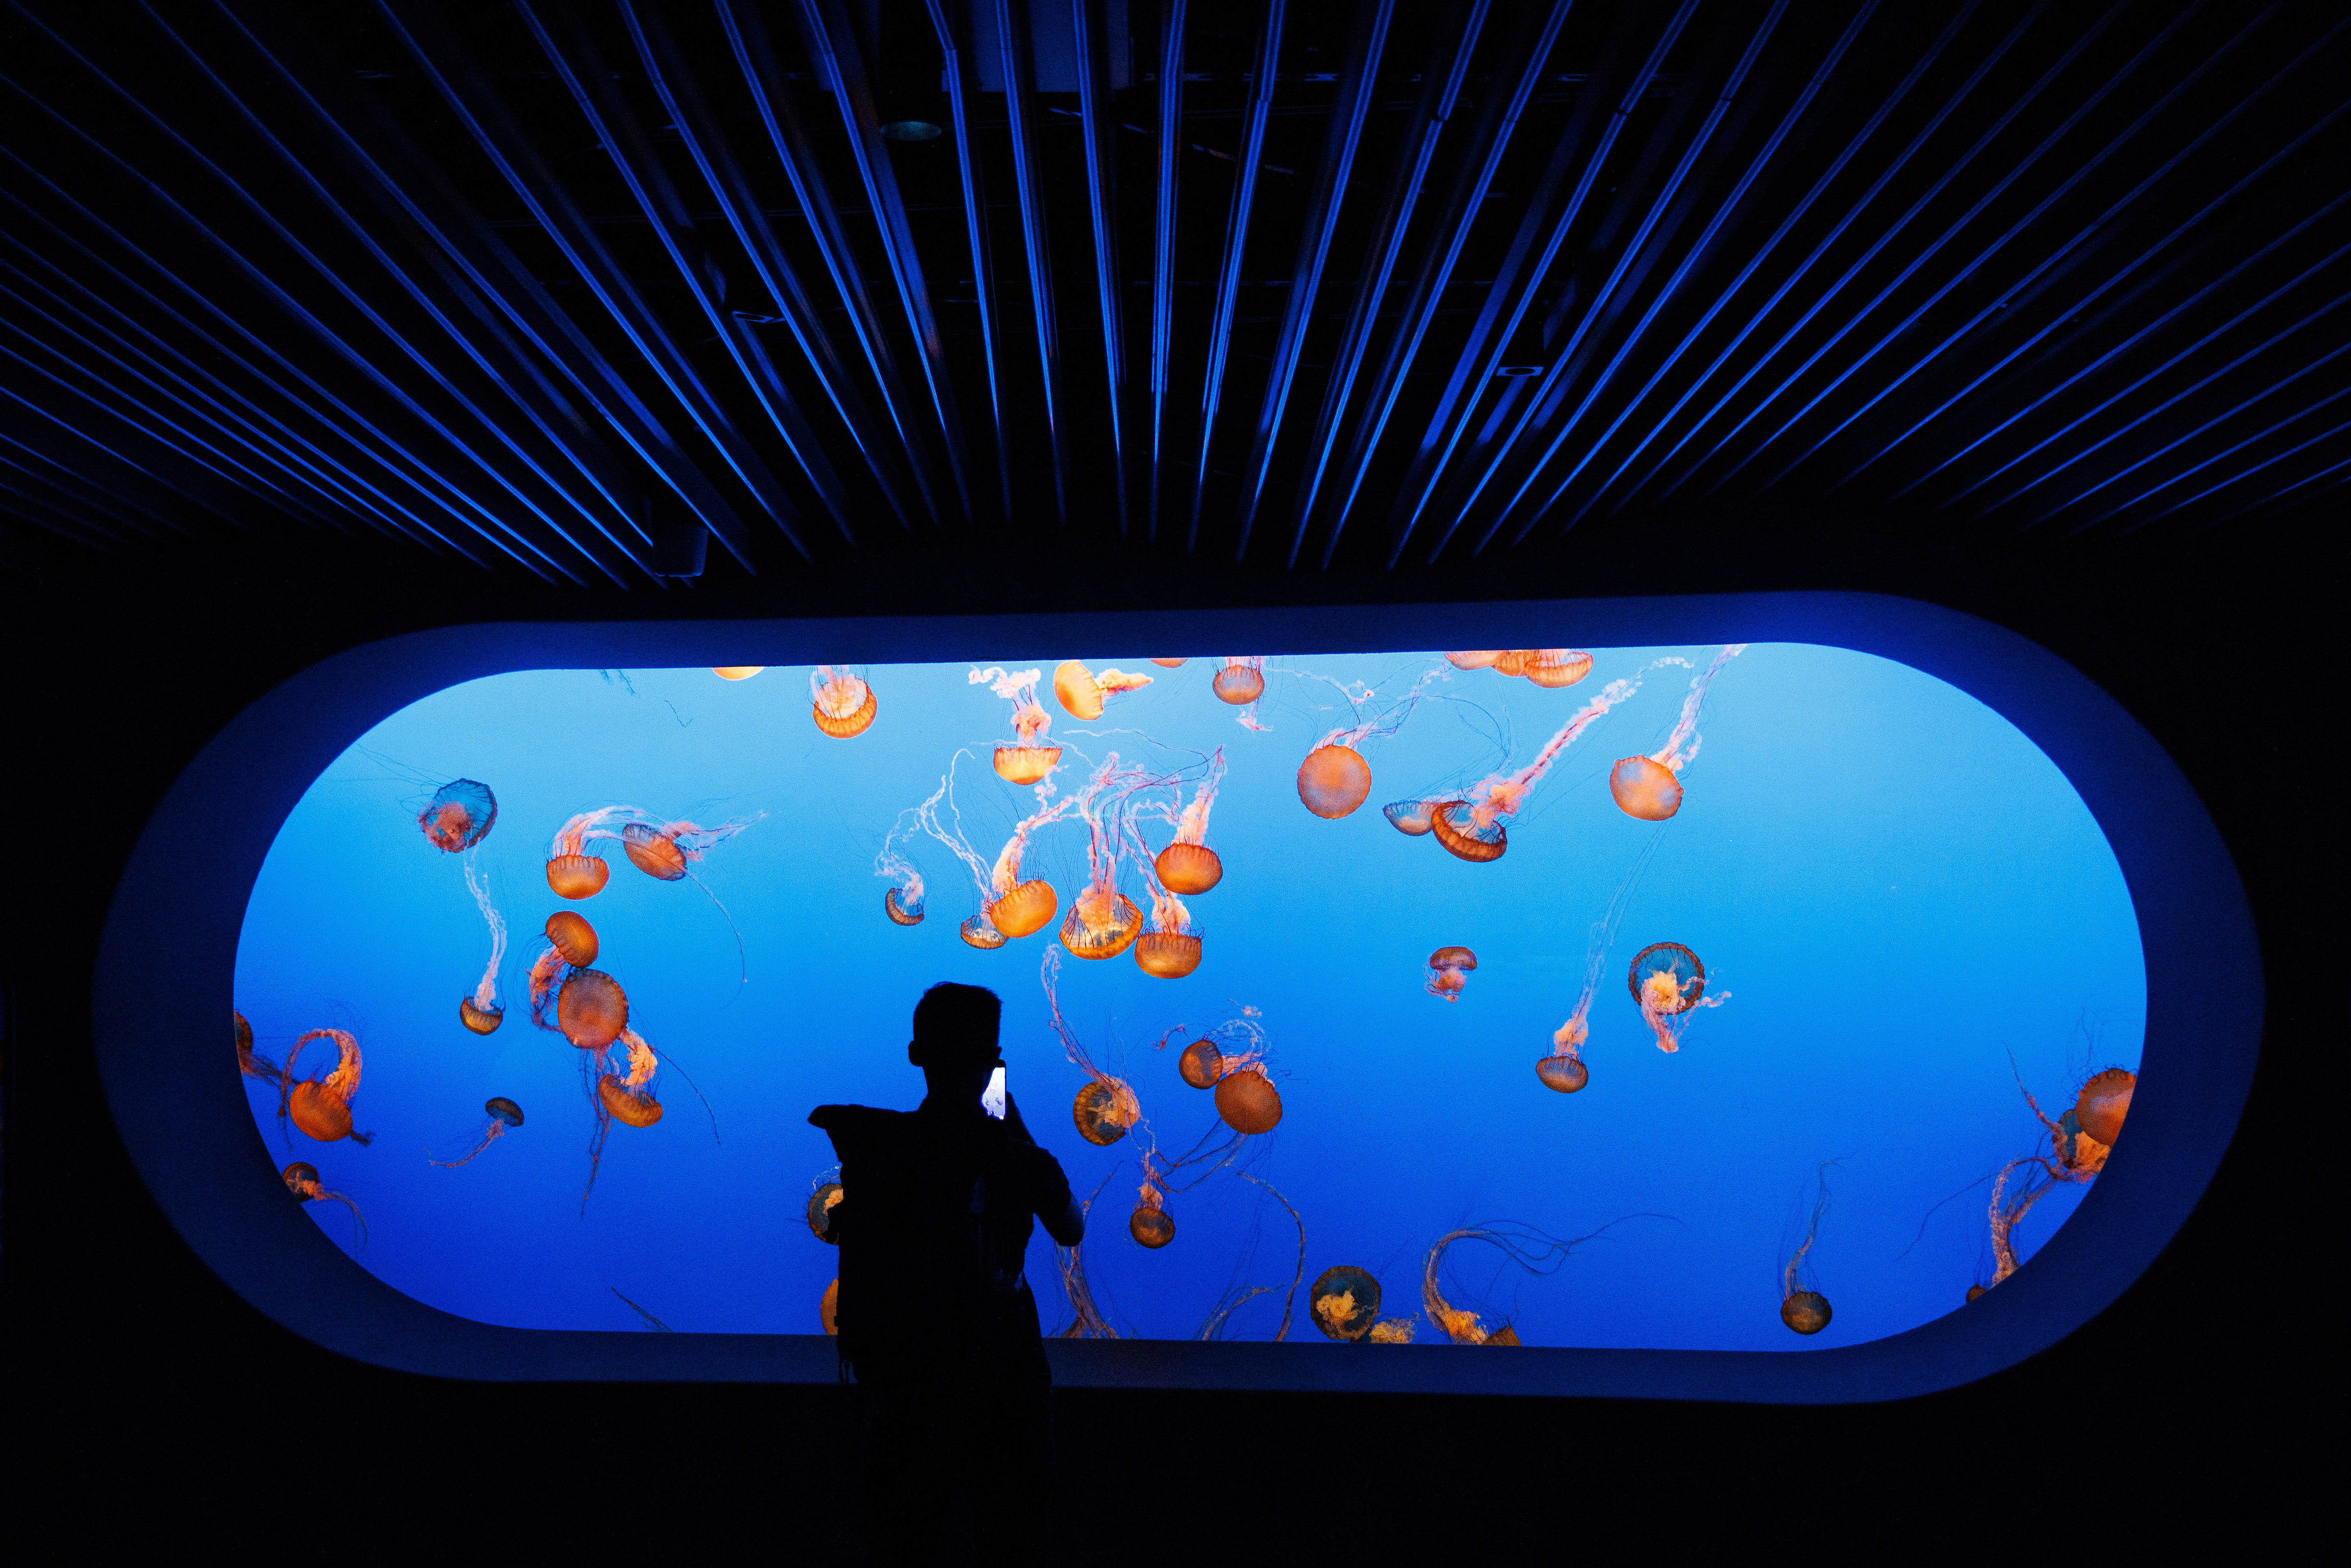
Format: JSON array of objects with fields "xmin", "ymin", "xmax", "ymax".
[{"xmin": 807, "ymin": 1103, "xmax": 912, "ymax": 1133}]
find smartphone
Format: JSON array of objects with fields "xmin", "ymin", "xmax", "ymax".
[{"xmin": 981, "ymin": 1065, "xmax": 1008, "ymax": 1120}]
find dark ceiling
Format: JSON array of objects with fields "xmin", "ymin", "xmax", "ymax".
[{"xmin": 1, "ymin": 0, "xmax": 2343, "ymax": 586}]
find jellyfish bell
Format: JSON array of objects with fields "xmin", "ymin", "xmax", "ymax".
[
  {"xmin": 1382, "ymin": 801, "xmax": 1435, "ymax": 836},
  {"xmin": 1136, "ymin": 932, "xmax": 1203, "ymax": 979},
  {"xmin": 621, "ymin": 822, "xmax": 690, "ymax": 881},
  {"xmin": 812, "ymin": 666, "xmax": 878, "ymax": 738},
  {"xmin": 1176, "ymin": 1038, "xmax": 1225, "ymax": 1089},
  {"xmin": 993, "ymin": 745, "xmax": 1063, "ymax": 785},
  {"xmin": 284, "ymin": 1028, "xmax": 370, "ymax": 1145},
  {"xmin": 1429, "ymin": 802, "xmax": 1507, "ymax": 863},
  {"xmin": 486, "ymin": 1096, "xmax": 524, "ymax": 1127},
  {"xmin": 458, "ymin": 998, "xmax": 504, "ymax": 1035},
  {"xmin": 557, "ymin": 970, "xmax": 629, "ymax": 1051},
  {"xmin": 1061, "ymin": 890, "xmax": 1144, "ymax": 960},
  {"xmin": 1629, "ymin": 942, "xmax": 1706, "ymax": 1012},
  {"xmin": 1309, "ymin": 1266, "xmax": 1382, "ymax": 1342},
  {"xmin": 1297, "ymin": 744, "xmax": 1373, "ymax": 819},
  {"xmin": 807, "ymin": 1181, "xmax": 844, "ymax": 1243},
  {"xmin": 2074, "ymin": 1068, "xmax": 2136, "ymax": 1147},
  {"xmin": 1073, "ymin": 1080, "xmax": 1138, "ymax": 1145},
  {"xmin": 1425, "ymin": 946, "xmax": 1478, "ymax": 1001},
  {"xmin": 1212, "ymin": 664, "xmax": 1266, "ymax": 705},
  {"xmin": 1445, "ymin": 651, "xmax": 1504, "ymax": 670},
  {"xmin": 1966, "ymin": 1284, "xmax": 1989, "ymax": 1303},
  {"xmin": 597, "ymin": 1075, "xmax": 664, "ymax": 1128},
  {"xmin": 1536, "ymin": 1057, "xmax": 1590, "ymax": 1093},
  {"xmin": 1052, "ymin": 660, "xmax": 1152, "ymax": 720},
  {"xmin": 987, "ymin": 879, "xmax": 1058, "ymax": 940},
  {"xmin": 283, "ymin": 1162, "xmax": 320, "ymax": 1196},
  {"xmin": 1526, "ymin": 650, "xmax": 1594, "ymax": 689},
  {"xmin": 959, "ymin": 913, "xmax": 1009, "ymax": 950},
  {"xmin": 1155, "ymin": 842, "xmax": 1223, "ymax": 895},
  {"xmin": 545, "ymin": 910, "xmax": 599, "ymax": 967},
  {"xmin": 1780, "ymin": 1291, "xmax": 1833, "ymax": 1335},
  {"xmin": 1214, "ymin": 1066, "xmax": 1282, "ymax": 1135},
  {"xmin": 821, "ymin": 1279, "xmax": 840, "ymax": 1336},
  {"xmin": 1609, "ymin": 756, "xmax": 1683, "ymax": 822},
  {"xmin": 1129, "ymin": 1202, "xmax": 1175, "ymax": 1249},
  {"xmin": 883, "ymin": 887, "xmax": 925, "ymax": 927},
  {"xmin": 713, "ymin": 666, "xmax": 765, "ymax": 680},
  {"xmin": 419, "ymin": 779, "xmax": 498, "ymax": 852},
  {"xmin": 546, "ymin": 853, "xmax": 610, "ymax": 900},
  {"xmin": 1150, "ymin": 657, "xmax": 1188, "ymax": 667}
]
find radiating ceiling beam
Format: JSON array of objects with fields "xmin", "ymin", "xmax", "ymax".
[
  {"xmin": 1074, "ymin": 0, "xmax": 1131, "ymax": 535},
  {"xmin": 991, "ymin": 0, "xmax": 1072, "ymax": 523},
  {"xmin": 1147, "ymin": 0, "xmax": 1186, "ymax": 541},
  {"xmin": 928, "ymin": 0, "xmax": 1015, "ymax": 523}
]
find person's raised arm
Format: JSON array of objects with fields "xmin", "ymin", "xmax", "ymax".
[{"xmin": 1003, "ymin": 1094, "xmax": 1085, "ymax": 1247}]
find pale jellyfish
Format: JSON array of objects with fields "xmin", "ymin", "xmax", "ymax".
[
  {"xmin": 1610, "ymin": 645, "xmax": 1747, "ymax": 821},
  {"xmin": 283, "ymin": 1162, "xmax": 367, "ymax": 1248},
  {"xmin": 971, "ymin": 665, "xmax": 1062, "ymax": 785},
  {"xmin": 1628, "ymin": 941, "xmax": 1729, "ymax": 1052},
  {"xmin": 1052, "ymin": 660, "xmax": 1153, "ymax": 720},
  {"xmin": 873, "ymin": 817, "xmax": 928, "ymax": 927},
  {"xmin": 1429, "ymin": 675, "xmax": 1646, "ymax": 864},
  {"xmin": 1212, "ymin": 656, "xmax": 1266, "ymax": 707},
  {"xmin": 1424, "ymin": 947, "xmax": 1478, "ymax": 1001},
  {"xmin": 1780, "ymin": 1163, "xmax": 1836, "ymax": 1335},
  {"xmin": 811, "ymin": 665, "xmax": 878, "ymax": 737},
  {"xmin": 458, "ymin": 856, "xmax": 506, "ymax": 1035}
]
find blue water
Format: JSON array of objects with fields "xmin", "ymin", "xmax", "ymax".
[{"xmin": 234, "ymin": 644, "xmax": 2143, "ymax": 1351}]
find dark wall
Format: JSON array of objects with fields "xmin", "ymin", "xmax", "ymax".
[{"xmin": 3, "ymin": 513, "xmax": 2322, "ymax": 1555}]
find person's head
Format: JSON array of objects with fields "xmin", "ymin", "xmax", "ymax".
[{"xmin": 908, "ymin": 982, "xmax": 1002, "ymax": 1105}]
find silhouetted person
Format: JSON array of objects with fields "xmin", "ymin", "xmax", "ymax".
[{"xmin": 810, "ymin": 982, "xmax": 1085, "ymax": 1565}]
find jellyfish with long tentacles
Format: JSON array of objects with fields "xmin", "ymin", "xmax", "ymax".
[
  {"xmin": 1042, "ymin": 950, "xmax": 1141, "ymax": 1146},
  {"xmin": 546, "ymin": 808, "xmax": 624, "ymax": 899},
  {"xmin": 419, "ymin": 779, "xmax": 498, "ymax": 852},
  {"xmin": 429, "ymin": 1097, "xmax": 525, "ymax": 1168},
  {"xmin": 1115, "ymin": 755, "xmax": 1224, "ymax": 979},
  {"xmin": 578, "ymin": 1027, "xmax": 663, "ymax": 1211},
  {"xmin": 1973, "ymin": 1060, "xmax": 2137, "ymax": 1293},
  {"xmin": 236, "ymin": 1010, "xmax": 280, "ymax": 1086},
  {"xmin": 458, "ymin": 857, "xmax": 506, "ymax": 1035},
  {"xmin": 1311, "ymin": 1265, "xmax": 1383, "ymax": 1342},
  {"xmin": 971, "ymin": 666, "xmax": 1062, "ymax": 786},
  {"xmin": 1610, "ymin": 645, "xmax": 1747, "ymax": 821},
  {"xmin": 811, "ymin": 665, "xmax": 877, "ymax": 737},
  {"xmin": 1060, "ymin": 754, "xmax": 1150, "ymax": 961},
  {"xmin": 283, "ymin": 1162, "xmax": 367, "ymax": 1248},
  {"xmin": 873, "ymin": 810, "xmax": 927, "ymax": 927},
  {"xmin": 1540, "ymin": 829, "xmax": 1668, "ymax": 1093},
  {"xmin": 1055, "ymin": 1170, "xmax": 1121, "ymax": 1339},
  {"xmin": 981, "ymin": 777, "xmax": 1090, "ymax": 941},
  {"xmin": 1629, "ymin": 940, "xmax": 1730, "ymax": 1053},
  {"xmin": 1213, "ymin": 656, "xmax": 1266, "ymax": 708},
  {"xmin": 280, "ymin": 1029, "xmax": 374, "ymax": 1147},
  {"xmin": 1424, "ymin": 947, "xmax": 1478, "ymax": 1001},
  {"xmin": 1295, "ymin": 663, "xmax": 1449, "ymax": 820},
  {"xmin": 1429, "ymin": 675, "xmax": 1646, "ymax": 863},
  {"xmin": 902, "ymin": 755, "xmax": 1028, "ymax": 948},
  {"xmin": 1052, "ymin": 660, "xmax": 1153, "ymax": 721},
  {"xmin": 1422, "ymin": 1221, "xmax": 1645, "ymax": 1346},
  {"xmin": 1780, "ymin": 1163, "xmax": 1838, "ymax": 1335},
  {"xmin": 1151, "ymin": 749, "xmax": 1226, "ymax": 896},
  {"xmin": 617, "ymin": 810, "xmax": 763, "ymax": 884}
]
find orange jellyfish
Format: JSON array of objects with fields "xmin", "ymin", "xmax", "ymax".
[
  {"xmin": 1295, "ymin": 664, "xmax": 1449, "ymax": 820},
  {"xmin": 1538, "ymin": 824, "xmax": 1668, "ymax": 1093},
  {"xmin": 557, "ymin": 969, "xmax": 629, "ymax": 1051},
  {"xmin": 1150, "ymin": 657, "xmax": 1188, "ymax": 667},
  {"xmin": 1061, "ymin": 754, "xmax": 1148, "ymax": 961},
  {"xmin": 971, "ymin": 665, "xmax": 1062, "ymax": 785},
  {"xmin": 1310, "ymin": 1265, "xmax": 1383, "ymax": 1341},
  {"xmin": 1423, "ymin": 1230, "xmax": 1525, "ymax": 1345},
  {"xmin": 821, "ymin": 1278, "xmax": 840, "ymax": 1335},
  {"xmin": 984, "ymin": 780, "xmax": 1089, "ymax": 940},
  {"xmin": 545, "ymin": 910, "xmax": 599, "ymax": 967},
  {"xmin": 281, "ymin": 1029, "xmax": 374, "ymax": 1146},
  {"xmin": 418, "ymin": 778, "xmax": 497, "ymax": 852},
  {"xmin": 1445, "ymin": 651, "xmax": 1505, "ymax": 670},
  {"xmin": 1052, "ymin": 659, "xmax": 1153, "ymax": 720},
  {"xmin": 1042, "ymin": 950, "xmax": 1141, "ymax": 1144},
  {"xmin": 616, "ymin": 810, "xmax": 761, "ymax": 883},
  {"xmin": 458, "ymin": 858, "xmax": 506, "ymax": 1035},
  {"xmin": 578, "ymin": 1027, "xmax": 664, "ymax": 1209},
  {"xmin": 1424, "ymin": 946, "xmax": 1478, "ymax": 1001},
  {"xmin": 807, "ymin": 1171, "xmax": 844, "ymax": 1243},
  {"xmin": 235, "ymin": 1009, "xmax": 280, "ymax": 1086},
  {"xmin": 903, "ymin": 758, "xmax": 1038, "ymax": 948},
  {"xmin": 1214, "ymin": 1064, "xmax": 1282, "ymax": 1135},
  {"xmin": 2073, "ymin": 1068, "xmax": 2136, "ymax": 1152},
  {"xmin": 1977, "ymin": 1056, "xmax": 2132, "ymax": 1292},
  {"xmin": 430, "ymin": 1096, "xmax": 525, "ymax": 1168},
  {"xmin": 1152, "ymin": 749, "xmax": 1226, "ymax": 895},
  {"xmin": 1526, "ymin": 650, "xmax": 1594, "ymax": 689},
  {"xmin": 1780, "ymin": 1163, "xmax": 1836, "ymax": 1335},
  {"xmin": 1129, "ymin": 1173, "xmax": 1175, "ymax": 1248},
  {"xmin": 283, "ymin": 1162, "xmax": 367, "ymax": 1247},
  {"xmin": 811, "ymin": 665, "xmax": 877, "ymax": 737},
  {"xmin": 1629, "ymin": 940, "xmax": 1729, "ymax": 1052},
  {"xmin": 712, "ymin": 665, "xmax": 765, "ymax": 680},
  {"xmin": 1212, "ymin": 656, "xmax": 1266, "ymax": 706},
  {"xmin": 1610, "ymin": 644, "xmax": 1746, "ymax": 821},
  {"xmin": 1429, "ymin": 674, "xmax": 1646, "ymax": 863},
  {"xmin": 546, "ymin": 808, "xmax": 623, "ymax": 898}
]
